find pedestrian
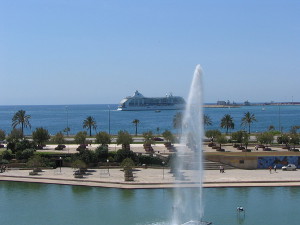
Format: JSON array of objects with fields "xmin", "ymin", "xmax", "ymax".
[
  {"xmin": 274, "ymin": 165, "xmax": 277, "ymax": 172},
  {"xmin": 219, "ymin": 165, "xmax": 222, "ymax": 173},
  {"xmin": 269, "ymin": 166, "xmax": 272, "ymax": 174}
]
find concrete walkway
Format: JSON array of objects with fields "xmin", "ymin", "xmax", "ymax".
[{"xmin": 1, "ymin": 167, "xmax": 300, "ymax": 189}]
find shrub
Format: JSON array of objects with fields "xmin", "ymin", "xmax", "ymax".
[
  {"xmin": 121, "ymin": 158, "xmax": 135, "ymax": 170},
  {"xmin": 95, "ymin": 145, "xmax": 109, "ymax": 162},
  {"xmin": 2, "ymin": 150, "xmax": 13, "ymax": 160},
  {"xmin": 79, "ymin": 149, "xmax": 97, "ymax": 164},
  {"xmin": 115, "ymin": 149, "xmax": 137, "ymax": 163},
  {"xmin": 138, "ymin": 155, "xmax": 163, "ymax": 165},
  {"xmin": 71, "ymin": 159, "xmax": 86, "ymax": 170},
  {"xmin": 16, "ymin": 139, "xmax": 36, "ymax": 152},
  {"xmin": 20, "ymin": 149, "xmax": 35, "ymax": 160},
  {"xmin": 27, "ymin": 155, "xmax": 45, "ymax": 169}
]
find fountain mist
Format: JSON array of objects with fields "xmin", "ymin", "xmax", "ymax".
[{"xmin": 172, "ymin": 65, "xmax": 204, "ymax": 225}]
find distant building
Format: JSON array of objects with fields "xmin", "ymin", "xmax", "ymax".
[
  {"xmin": 244, "ymin": 100, "xmax": 251, "ymax": 106},
  {"xmin": 217, "ymin": 101, "xmax": 227, "ymax": 105}
]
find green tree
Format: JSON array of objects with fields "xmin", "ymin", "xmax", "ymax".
[
  {"xmin": 15, "ymin": 139, "xmax": 36, "ymax": 152},
  {"xmin": 83, "ymin": 116, "xmax": 97, "ymax": 136},
  {"xmin": 268, "ymin": 125, "xmax": 275, "ymax": 131},
  {"xmin": 162, "ymin": 130, "xmax": 175, "ymax": 143},
  {"xmin": 71, "ymin": 159, "xmax": 87, "ymax": 172},
  {"xmin": 216, "ymin": 134, "xmax": 227, "ymax": 150},
  {"xmin": 2, "ymin": 150, "xmax": 13, "ymax": 160},
  {"xmin": 116, "ymin": 130, "xmax": 133, "ymax": 150},
  {"xmin": 220, "ymin": 114, "xmax": 235, "ymax": 134},
  {"xmin": 241, "ymin": 112, "xmax": 257, "ymax": 134},
  {"xmin": 231, "ymin": 130, "xmax": 249, "ymax": 149},
  {"xmin": 121, "ymin": 158, "xmax": 135, "ymax": 170},
  {"xmin": 63, "ymin": 127, "xmax": 70, "ymax": 136},
  {"xmin": 143, "ymin": 131, "xmax": 154, "ymax": 152},
  {"xmin": 277, "ymin": 133, "xmax": 290, "ymax": 148},
  {"xmin": 173, "ymin": 112, "xmax": 183, "ymax": 134},
  {"xmin": 290, "ymin": 126, "xmax": 300, "ymax": 134},
  {"xmin": 7, "ymin": 128, "xmax": 23, "ymax": 142},
  {"xmin": 205, "ymin": 129, "xmax": 221, "ymax": 143},
  {"xmin": 257, "ymin": 132, "xmax": 274, "ymax": 148},
  {"xmin": 95, "ymin": 145, "xmax": 109, "ymax": 162},
  {"xmin": 74, "ymin": 131, "xmax": 87, "ymax": 145},
  {"xmin": 0, "ymin": 129, "xmax": 6, "ymax": 141},
  {"xmin": 32, "ymin": 127, "xmax": 50, "ymax": 148},
  {"xmin": 12, "ymin": 110, "xmax": 31, "ymax": 136},
  {"xmin": 27, "ymin": 155, "xmax": 45, "ymax": 170},
  {"xmin": 290, "ymin": 133, "xmax": 300, "ymax": 150},
  {"xmin": 204, "ymin": 114, "xmax": 212, "ymax": 127},
  {"xmin": 95, "ymin": 131, "xmax": 111, "ymax": 146},
  {"xmin": 52, "ymin": 132, "xmax": 65, "ymax": 145},
  {"xmin": 132, "ymin": 119, "xmax": 140, "ymax": 136},
  {"xmin": 115, "ymin": 149, "xmax": 137, "ymax": 163},
  {"xmin": 143, "ymin": 131, "xmax": 154, "ymax": 145}
]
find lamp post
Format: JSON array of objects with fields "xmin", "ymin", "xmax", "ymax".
[
  {"xmin": 59, "ymin": 157, "xmax": 62, "ymax": 173},
  {"xmin": 107, "ymin": 159, "xmax": 110, "ymax": 176},
  {"xmin": 162, "ymin": 161, "xmax": 165, "ymax": 180},
  {"xmin": 65, "ymin": 106, "xmax": 69, "ymax": 136},
  {"xmin": 108, "ymin": 105, "xmax": 111, "ymax": 135}
]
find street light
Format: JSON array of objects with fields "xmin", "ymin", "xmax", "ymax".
[
  {"xmin": 107, "ymin": 159, "xmax": 110, "ymax": 176},
  {"xmin": 65, "ymin": 106, "xmax": 69, "ymax": 136},
  {"xmin": 59, "ymin": 157, "xmax": 62, "ymax": 173},
  {"xmin": 108, "ymin": 105, "xmax": 111, "ymax": 135},
  {"xmin": 162, "ymin": 161, "xmax": 165, "ymax": 180}
]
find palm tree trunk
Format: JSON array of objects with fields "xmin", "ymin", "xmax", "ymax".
[
  {"xmin": 135, "ymin": 125, "xmax": 137, "ymax": 136},
  {"xmin": 89, "ymin": 127, "xmax": 92, "ymax": 136}
]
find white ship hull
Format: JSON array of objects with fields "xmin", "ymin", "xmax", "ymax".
[{"xmin": 117, "ymin": 104, "xmax": 185, "ymax": 111}]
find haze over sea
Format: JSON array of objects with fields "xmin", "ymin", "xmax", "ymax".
[{"xmin": 1, "ymin": 104, "xmax": 300, "ymax": 136}]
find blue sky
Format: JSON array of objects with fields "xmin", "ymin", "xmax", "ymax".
[{"xmin": 1, "ymin": 0, "xmax": 299, "ymax": 105}]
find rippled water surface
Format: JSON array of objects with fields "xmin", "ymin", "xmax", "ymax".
[{"xmin": 0, "ymin": 182, "xmax": 299, "ymax": 225}]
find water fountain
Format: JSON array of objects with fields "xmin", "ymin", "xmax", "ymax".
[{"xmin": 171, "ymin": 65, "xmax": 209, "ymax": 225}]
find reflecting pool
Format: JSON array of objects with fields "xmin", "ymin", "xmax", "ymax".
[{"xmin": 0, "ymin": 182, "xmax": 299, "ymax": 225}]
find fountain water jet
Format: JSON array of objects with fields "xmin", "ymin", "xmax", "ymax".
[{"xmin": 172, "ymin": 65, "xmax": 205, "ymax": 225}]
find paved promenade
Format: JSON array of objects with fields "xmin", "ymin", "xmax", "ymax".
[{"xmin": 1, "ymin": 167, "xmax": 300, "ymax": 189}]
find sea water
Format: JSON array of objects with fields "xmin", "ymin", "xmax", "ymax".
[
  {"xmin": 1, "ymin": 104, "xmax": 300, "ymax": 135},
  {"xmin": 0, "ymin": 181, "xmax": 299, "ymax": 225}
]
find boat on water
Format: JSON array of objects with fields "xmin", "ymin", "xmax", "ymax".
[{"xmin": 117, "ymin": 90, "xmax": 185, "ymax": 111}]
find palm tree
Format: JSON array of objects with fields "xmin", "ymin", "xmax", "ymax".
[
  {"xmin": 116, "ymin": 130, "xmax": 133, "ymax": 150},
  {"xmin": 173, "ymin": 112, "xmax": 183, "ymax": 134},
  {"xmin": 132, "ymin": 119, "xmax": 140, "ymax": 136},
  {"xmin": 220, "ymin": 114, "xmax": 234, "ymax": 134},
  {"xmin": 83, "ymin": 116, "xmax": 97, "ymax": 136},
  {"xmin": 12, "ymin": 110, "xmax": 31, "ymax": 136},
  {"xmin": 241, "ymin": 112, "xmax": 257, "ymax": 134},
  {"xmin": 204, "ymin": 114, "xmax": 212, "ymax": 126}
]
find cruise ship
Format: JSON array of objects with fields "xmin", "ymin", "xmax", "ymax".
[{"xmin": 117, "ymin": 90, "xmax": 185, "ymax": 111}]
